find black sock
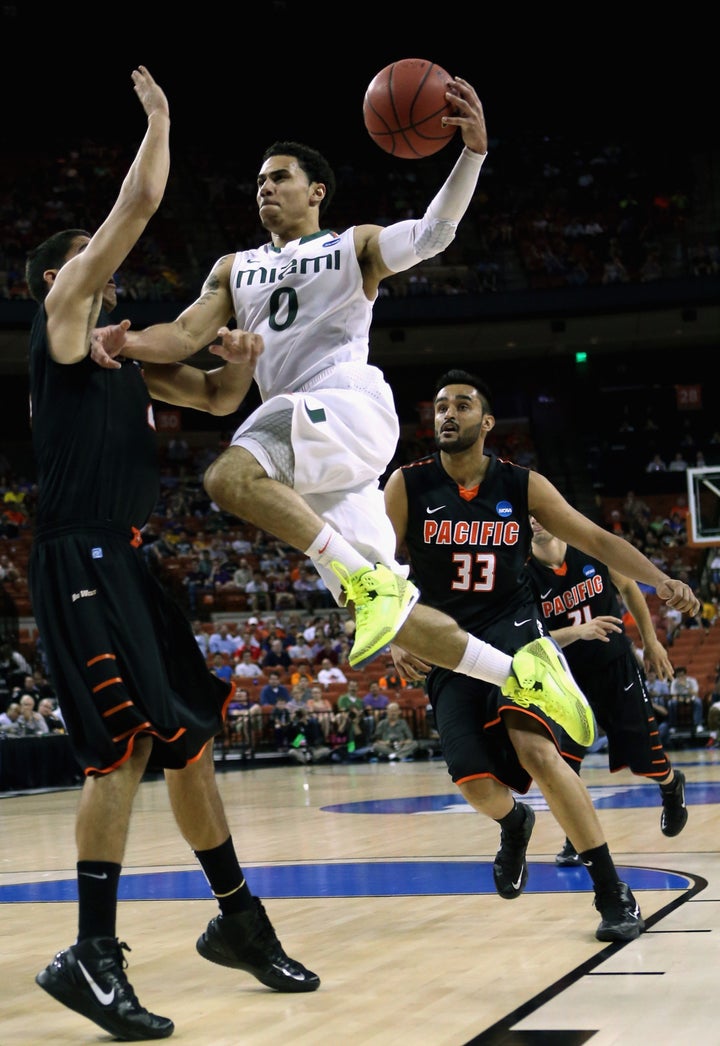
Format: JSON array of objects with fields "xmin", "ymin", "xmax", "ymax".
[
  {"xmin": 497, "ymin": 800, "xmax": 526, "ymax": 833},
  {"xmin": 194, "ymin": 835, "xmax": 253, "ymax": 915},
  {"xmin": 77, "ymin": 861, "xmax": 121, "ymax": 941},
  {"xmin": 659, "ymin": 773, "xmax": 679, "ymax": 794},
  {"xmin": 576, "ymin": 843, "xmax": 620, "ymax": 894}
]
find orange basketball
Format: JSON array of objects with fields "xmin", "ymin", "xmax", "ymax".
[{"xmin": 363, "ymin": 58, "xmax": 457, "ymax": 159}]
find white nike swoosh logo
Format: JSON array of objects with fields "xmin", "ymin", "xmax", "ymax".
[
  {"xmin": 426, "ymin": 505, "xmax": 446, "ymax": 514},
  {"xmin": 78, "ymin": 961, "xmax": 116, "ymax": 1005},
  {"xmin": 511, "ymin": 873, "xmax": 524, "ymax": 891},
  {"xmin": 79, "ymin": 871, "xmax": 108, "ymax": 880},
  {"xmin": 541, "ymin": 589, "xmax": 552, "ymax": 599},
  {"xmin": 624, "ymin": 683, "xmax": 634, "ymax": 691},
  {"xmin": 514, "ymin": 619, "xmax": 532, "ymax": 627}
]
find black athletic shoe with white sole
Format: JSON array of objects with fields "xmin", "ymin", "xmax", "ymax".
[
  {"xmin": 660, "ymin": 769, "xmax": 688, "ymax": 837},
  {"xmin": 594, "ymin": 882, "xmax": 645, "ymax": 942},
  {"xmin": 36, "ymin": 937, "xmax": 174, "ymax": 1040},
  {"xmin": 197, "ymin": 896, "xmax": 320, "ymax": 992},
  {"xmin": 555, "ymin": 837, "xmax": 583, "ymax": 867},
  {"xmin": 492, "ymin": 803, "xmax": 536, "ymax": 899}
]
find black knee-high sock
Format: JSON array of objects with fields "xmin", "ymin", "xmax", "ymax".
[
  {"xmin": 194, "ymin": 835, "xmax": 253, "ymax": 915},
  {"xmin": 77, "ymin": 861, "xmax": 122, "ymax": 941}
]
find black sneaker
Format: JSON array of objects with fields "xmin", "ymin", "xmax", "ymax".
[
  {"xmin": 661, "ymin": 769, "xmax": 688, "ymax": 837},
  {"xmin": 36, "ymin": 937, "xmax": 174, "ymax": 1040},
  {"xmin": 196, "ymin": 897, "xmax": 320, "ymax": 992},
  {"xmin": 493, "ymin": 802, "xmax": 535, "ymax": 899},
  {"xmin": 555, "ymin": 838, "xmax": 583, "ymax": 867},
  {"xmin": 594, "ymin": 882, "xmax": 645, "ymax": 942}
]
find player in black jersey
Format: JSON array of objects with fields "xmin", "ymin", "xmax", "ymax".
[
  {"xmin": 528, "ymin": 518, "xmax": 687, "ymax": 866},
  {"xmin": 26, "ymin": 67, "xmax": 317, "ymax": 1043},
  {"xmin": 384, "ymin": 369, "xmax": 699, "ymax": 943}
]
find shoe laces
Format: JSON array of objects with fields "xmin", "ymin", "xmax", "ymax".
[
  {"xmin": 594, "ymin": 882, "xmax": 632, "ymax": 918},
  {"xmin": 251, "ymin": 898, "xmax": 283, "ymax": 953}
]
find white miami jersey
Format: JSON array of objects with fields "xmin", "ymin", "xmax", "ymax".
[{"xmin": 229, "ymin": 227, "xmax": 374, "ymax": 401}]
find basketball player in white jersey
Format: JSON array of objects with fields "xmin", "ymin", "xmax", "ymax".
[{"xmin": 88, "ymin": 75, "xmax": 598, "ymax": 743}]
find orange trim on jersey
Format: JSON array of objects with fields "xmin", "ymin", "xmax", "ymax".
[
  {"xmin": 552, "ymin": 563, "xmax": 568, "ymax": 576},
  {"xmin": 130, "ymin": 526, "xmax": 143, "ymax": 548},
  {"xmin": 93, "ymin": 677, "xmax": 123, "ymax": 694},
  {"xmin": 102, "ymin": 700, "xmax": 134, "ymax": 717},
  {"xmin": 87, "ymin": 653, "xmax": 117, "ymax": 667},
  {"xmin": 455, "ymin": 770, "xmax": 507, "ymax": 787},
  {"xmin": 496, "ymin": 702, "xmax": 563, "ymax": 747},
  {"xmin": 113, "ymin": 721, "xmax": 153, "ymax": 741},
  {"xmin": 458, "ymin": 485, "xmax": 479, "ymax": 501}
]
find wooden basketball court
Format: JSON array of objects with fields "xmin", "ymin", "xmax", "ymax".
[{"xmin": 1, "ymin": 742, "xmax": 718, "ymax": 1045}]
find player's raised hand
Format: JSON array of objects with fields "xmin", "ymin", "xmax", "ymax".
[
  {"xmin": 443, "ymin": 77, "xmax": 487, "ymax": 155},
  {"xmin": 131, "ymin": 66, "xmax": 169, "ymax": 122}
]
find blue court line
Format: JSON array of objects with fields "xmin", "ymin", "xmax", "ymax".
[
  {"xmin": 321, "ymin": 780, "xmax": 719, "ymax": 814},
  {"xmin": 0, "ymin": 861, "xmax": 688, "ymax": 904}
]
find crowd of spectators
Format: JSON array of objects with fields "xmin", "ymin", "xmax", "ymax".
[{"xmin": 2, "ymin": 127, "xmax": 717, "ymax": 303}]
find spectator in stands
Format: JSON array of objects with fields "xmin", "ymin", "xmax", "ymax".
[
  {"xmin": 270, "ymin": 696, "xmax": 292, "ymax": 749},
  {"xmin": 232, "ymin": 557, "xmax": 254, "ymax": 589},
  {"xmin": 286, "ymin": 631, "xmax": 315, "ymax": 663},
  {"xmin": 209, "ymin": 653, "xmax": 233, "ymax": 685},
  {"xmin": 234, "ymin": 648, "xmax": 267, "ymax": 684},
  {"xmin": 338, "ymin": 678, "xmax": 376, "ymax": 736},
  {"xmin": 336, "ymin": 679, "xmax": 363, "ymax": 713},
  {"xmin": 271, "ymin": 570, "xmax": 297, "ymax": 611},
  {"xmin": 306, "ymin": 684, "xmax": 334, "ymax": 740},
  {"xmin": 668, "ymin": 452, "xmax": 689, "ymax": 472},
  {"xmin": 13, "ymin": 672, "xmax": 47, "ymax": 707},
  {"xmin": 0, "ymin": 700, "xmax": 21, "ymax": 736},
  {"xmin": 659, "ymin": 603, "xmax": 683, "ymax": 645},
  {"xmin": 378, "ymin": 661, "xmax": 407, "ymax": 690},
  {"xmin": 0, "ymin": 551, "xmax": 22, "ymax": 582},
  {"xmin": 235, "ymin": 620, "xmax": 263, "ymax": 659},
  {"xmin": 17, "ymin": 692, "xmax": 48, "ymax": 736},
  {"xmin": 260, "ymin": 637, "xmax": 293, "ymax": 673},
  {"xmin": 227, "ymin": 686, "xmax": 263, "ymax": 746},
  {"xmin": 371, "ymin": 702, "xmax": 418, "ymax": 761},
  {"xmin": 259, "ymin": 670, "xmax": 291, "ymax": 707},
  {"xmin": 38, "ymin": 696, "xmax": 66, "ymax": 733},
  {"xmin": 285, "ymin": 705, "xmax": 330, "ymax": 764},
  {"xmin": 645, "ymin": 669, "xmax": 671, "ymax": 746},
  {"xmin": 700, "ymin": 598, "xmax": 718, "ymax": 631},
  {"xmin": 289, "ymin": 661, "xmax": 316, "ymax": 688},
  {"xmin": 288, "ymin": 681, "xmax": 312, "ymax": 711},
  {"xmin": 208, "ymin": 623, "xmax": 239, "ymax": 657},
  {"xmin": 668, "ymin": 666, "xmax": 704, "ymax": 733},
  {"xmin": 645, "ymin": 454, "xmax": 667, "ymax": 472},
  {"xmin": 311, "ymin": 637, "xmax": 341, "ymax": 668},
  {"xmin": 292, "ymin": 567, "xmax": 320, "ymax": 611},
  {"xmin": 317, "ymin": 657, "xmax": 347, "ymax": 686},
  {"xmin": 363, "ymin": 680, "xmax": 390, "ymax": 722},
  {"xmin": 328, "ymin": 706, "xmax": 373, "ymax": 762},
  {"xmin": 192, "ymin": 621, "xmax": 210, "ymax": 658},
  {"xmin": 0, "ymin": 640, "xmax": 32, "ymax": 692},
  {"xmin": 245, "ymin": 570, "xmax": 272, "ymax": 613}
]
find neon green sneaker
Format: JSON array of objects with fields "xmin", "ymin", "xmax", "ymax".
[
  {"xmin": 501, "ymin": 637, "xmax": 595, "ymax": 747},
  {"xmin": 331, "ymin": 562, "xmax": 419, "ymax": 669}
]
